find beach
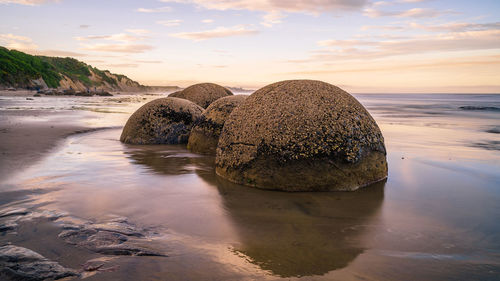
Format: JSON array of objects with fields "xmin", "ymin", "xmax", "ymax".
[{"xmin": 0, "ymin": 92, "xmax": 499, "ymax": 280}]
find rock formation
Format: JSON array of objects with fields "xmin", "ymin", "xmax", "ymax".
[
  {"xmin": 0, "ymin": 245, "xmax": 78, "ymax": 280},
  {"xmin": 188, "ymin": 95, "xmax": 247, "ymax": 154},
  {"xmin": 169, "ymin": 83, "xmax": 233, "ymax": 108},
  {"xmin": 120, "ymin": 97, "xmax": 203, "ymax": 145},
  {"xmin": 215, "ymin": 80, "xmax": 387, "ymax": 191}
]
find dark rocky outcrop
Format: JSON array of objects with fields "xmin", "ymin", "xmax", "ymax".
[
  {"xmin": 120, "ymin": 97, "xmax": 203, "ymax": 145},
  {"xmin": 169, "ymin": 83, "xmax": 233, "ymax": 108},
  {"xmin": 188, "ymin": 95, "xmax": 247, "ymax": 154},
  {"xmin": 0, "ymin": 245, "xmax": 78, "ymax": 280},
  {"xmin": 215, "ymin": 80, "xmax": 387, "ymax": 191}
]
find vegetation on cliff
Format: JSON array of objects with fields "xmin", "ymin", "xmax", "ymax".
[{"xmin": 0, "ymin": 46, "xmax": 144, "ymax": 90}]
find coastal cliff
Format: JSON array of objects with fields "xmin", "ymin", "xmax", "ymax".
[{"xmin": 0, "ymin": 46, "xmax": 146, "ymax": 92}]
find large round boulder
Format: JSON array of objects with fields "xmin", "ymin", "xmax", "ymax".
[
  {"xmin": 188, "ymin": 95, "xmax": 247, "ymax": 154},
  {"xmin": 215, "ymin": 80, "xmax": 387, "ymax": 191},
  {"xmin": 120, "ymin": 97, "xmax": 203, "ymax": 145},
  {"xmin": 169, "ymin": 83, "xmax": 233, "ymax": 108}
]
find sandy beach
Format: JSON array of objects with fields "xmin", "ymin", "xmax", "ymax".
[{"xmin": 0, "ymin": 109, "xmax": 87, "ymax": 180}]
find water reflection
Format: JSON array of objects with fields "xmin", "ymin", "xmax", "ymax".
[
  {"xmin": 123, "ymin": 144, "xmax": 211, "ymax": 175},
  {"xmin": 126, "ymin": 146, "xmax": 385, "ymax": 277},
  {"xmin": 208, "ymin": 175, "xmax": 385, "ymax": 277}
]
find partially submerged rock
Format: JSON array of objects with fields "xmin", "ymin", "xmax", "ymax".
[
  {"xmin": 120, "ymin": 97, "xmax": 203, "ymax": 144},
  {"xmin": 57, "ymin": 217, "xmax": 166, "ymax": 257},
  {"xmin": 0, "ymin": 245, "xmax": 78, "ymax": 280},
  {"xmin": 188, "ymin": 95, "xmax": 247, "ymax": 154},
  {"xmin": 169, "ymin": 83, "xmax": 233, "ymax": 108},
  {"xmin": 216, "ymin": 80, "xmax": 387, "ymax": 191}
]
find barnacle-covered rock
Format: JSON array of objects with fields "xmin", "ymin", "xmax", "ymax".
[
  {"xmin": 169, "ymin": 83, "xmax": 233, "ymax": 108},
  {"xmin": 188, "ymin": 95, "xmax": 247, "ymax": 154},
  {"xmin": 215, "ymin": 80, "xmax": 387, "ymax": 191},
  {"xmin": 120, "ymin": 97, "xmax": 203, "ymax": 145}
]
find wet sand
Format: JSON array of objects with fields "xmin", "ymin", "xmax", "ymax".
[
  {"xmin": 1, "ymin": 93, "xmax": 499, "ymax": 280},
  {"xmin": 0, "ymin": 109, "xmax": 88, "ymax": 180},
  {"xmin": 0, "ymin": 90, "xmax": 163, "ymax": 181}
]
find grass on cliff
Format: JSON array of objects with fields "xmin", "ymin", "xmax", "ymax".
[
  {"xmin": 0, "ymin": 46, "xmax": 141, "ymax": 89},
  {"xmin": 0, "ymin": 46, "xmax": 61, "ymax": 87}
]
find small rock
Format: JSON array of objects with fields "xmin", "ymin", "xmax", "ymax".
[
  {"xmin": 0, "ymin": 245, "xmax": 78, "ymax": 280},
  {"xmin": 0, "ymin": 208, "xmax": 29, "ymax": 218},
  {"xmin": 95, "ymin": 244, "xmax": 166, "ymax": 257}
]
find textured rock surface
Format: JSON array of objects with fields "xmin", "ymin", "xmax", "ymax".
[
  {"xmin": 216, "ymin": 80, "xmax": 387, "ymax": 191},
  {"xmin": 120, "ymin": 97, "xmax": 203, "ymax": 145},
  {"xmin": 169, "ymin": 83, "xmax": 233, "ymax": 108},
  {"xmin": 188, "ymin": 95, "xmax": 247, "ymax": 154},
  {"xmin": 0, "ymin": 245, "xmax": 78, "ymax": 280},
  {"xmin": 57, "ymin": 217, "xmax": 167, "ymax": 257}
]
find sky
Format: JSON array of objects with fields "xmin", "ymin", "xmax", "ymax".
[{"xmin": 0, "ymin": 0, "xmax": 499, "ymax": 93}]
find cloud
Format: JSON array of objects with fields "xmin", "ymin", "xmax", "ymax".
[
  {"xmin": 317, "ymin": 39, "xmax": 378, "ymax": 47},
  {"xmin": 82, "ymin": 44, "xmax": 154, "ymax": 53},
  {"xmin": 410, "ymin": 21, "xmax": 500, "ymax": 32},
  {"xmin": 286, "ymin": 55, "xmax": 500, "ymax": 75},
  {"xmin": 398, "ymin": 0, "xmax": 429, "ymax": 3},
  {"xmin": 135, "ymin": 60, "xmax": 162, "ymax": 63},
  {"xmin": 364, "ymin": 7, "xmax": 443, "ymax": 18},
  {"xmin": 160, "ymin": 0, "xmax": 368, "ymax": 13},
  {"xmin": 0, "ymin": 33, "xmax": 38, "ymax": 50},
  {"xmin": 126, "ymin": 29, "xmax": 151, "ymax": 35},
  {"xmin": 362, "ymin": 21, "xmax": 500, "ymax": 32},
  {"xmin": 0, "ymin": 0, "xmax": 59, "ymax": 5},
  {"xmin": 79, "ymin": 24, "xmax": 90, "ymax": 29},
  {"xmin": 75, "ymin": 33, "xmax": 143, "ymax": 43},
  {"xmin": 313, "ymin": 29, "xmax": 500, "ymax": 61},
  {"xmin": 169, "ymin": 25, "xmax": 258, "ymax": 41},
  {"xmin": 201, "ymin": 19, "xmax": 213, "ymax": 23},
  {"xmin": 136, "ymin": 6, "xmax": 171, "ymax": 13},
  {"xmin": 107, "ymin": 63, "xmax": 139, "ymax": 68},
  {"xmin": 261, "ymin": 11, "xmax": 284, "ymax": 27},
  {"xmin": 31, "ymin": 49, "xmax": 86, "ymax": 57},
  {"xmin": 160, "ymin": 0, "xmax": 369, "ymax": 26},
  {"xmin": 157, "ymin": 19, "xmax": 182, "ymax": 27}
]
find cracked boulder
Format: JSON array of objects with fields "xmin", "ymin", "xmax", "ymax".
[
  {"xmin": 0, "ymin": 245, "xmax": 78, "ymax": 280},
  {"xmin": 120, "ymin": 97, "xmax": 203, "ymax": 144},
  {"xmin": 169, "ymin": 83, "xmax": 233, "ymax": 108},
  {"xmin": 215, "ymin": 80, "xmax": 387, "ymax": 191},
  {"xmin": 188, "ymin": 95, "xmax": 247, "ymax": 154}
]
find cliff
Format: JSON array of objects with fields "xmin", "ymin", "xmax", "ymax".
[{"xmin": 0, "ymin": 46, "xmax": 146, "ymax": 92}]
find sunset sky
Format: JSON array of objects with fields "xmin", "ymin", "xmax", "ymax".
[{"xmin": 0, "ymin": 0, "xmax": 499, "ymax": 92}]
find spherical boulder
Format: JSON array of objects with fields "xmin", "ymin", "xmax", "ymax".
[
  {"xmin": 215, "ymin": 80, "xmax": 387, "ymax": 192},
  {"xmin": 120, "ymin": 97, "xmax": 203, "ymax": 145},
  {"xmin": 188, "ymin": 95, "xmax": 247, "ymax": 154},
  {"xmin": 169, "ymin": 83, "xmax": 233, "ymax": 108}
]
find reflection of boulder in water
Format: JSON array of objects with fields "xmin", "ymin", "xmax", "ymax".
[
  {"xmin": 123, "ymin": 145, "xmax": 215, "ymax": 175},
  {"xmin": 197, "ymin": 170, "xmax": 384, "ymax": 277}
]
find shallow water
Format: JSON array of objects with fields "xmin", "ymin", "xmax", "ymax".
[{"xmin": 1, "ymin": 94, "xmax": 499, "ymax": 280}]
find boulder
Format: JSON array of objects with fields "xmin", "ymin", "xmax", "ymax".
[
  {"xmin": 188, "ymin": 95, "xmax": 247, "ymax": 154},
  {"xmin": 120, "ymin": 97, "xmax": 203, "ymax": 145},
  {"xmin": 215, "ymin": 80, "xmax": 387, "ymax": 191},
  {"xmin": 169, "ymin": 83, "xmax": 233, "ymax": 108}
]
